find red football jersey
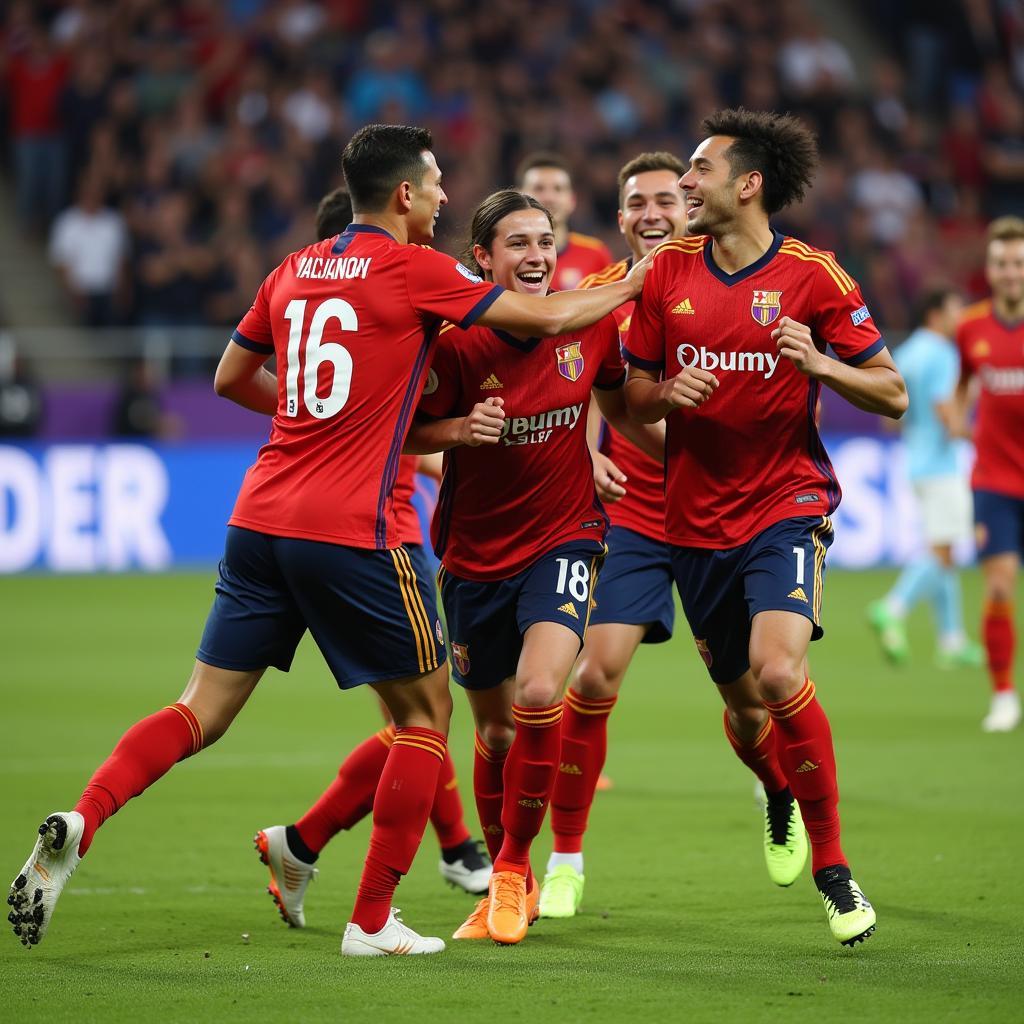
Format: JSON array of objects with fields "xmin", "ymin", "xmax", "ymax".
[
  {"xmin": 956, "ymin": 299, "xmax": 1024, "ymax": 499},
  {"xmin": 625, "ymin": 232, "xmax": 884, "ymax": 548},
  {"xmin": 393, "ymin": 455, "xmax": 425, "ymax": 545},
  {"xmin": 552, "ymin": 232, "xmax": 614, "ymax": 292},
  {"xmin": 580, "ymin": 258, "xmax": 666, "ymax": 542},
  {"xmin": 228, "ymin": 225, "xmax": 503, "ymax": 549},
  {"xmin": 420, "ymin": 315, "xmax": 624, "ymax": 580}
]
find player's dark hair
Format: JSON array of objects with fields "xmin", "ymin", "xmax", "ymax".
[
  {"xmin": 617, "ymin": 151, "xmax": 687, "ymax": 205},
  {"xmin": 341, "ymin": 124, "xmax": 433, "ymax": 213},
  {"xmin": 515, "ymin": 151, "xmax": 571, "ymax": 187},
  {"xmin": 700, "ymin": 108, "xmax": 818, "ymax": 215},
  {"xmin": 315, "ymin": 187, "xmax": 353, "ymax": 240},
  {"xmin": 987, "ymin": 215, "xmax": 1024, "ymax": 245},
  {"xmin": 913, "ymin": 285, "xmax": 959, "ymax": 327},
  {"xmin": 462, "ymin": 190, "xmax": 554, "ymax": 276}
]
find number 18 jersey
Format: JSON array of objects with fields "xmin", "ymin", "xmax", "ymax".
[{"xmin": 228, "ymin": 225, "xmax": 503, "ymax": 549}]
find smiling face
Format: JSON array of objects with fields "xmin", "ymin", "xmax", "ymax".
[
  {"xmin": 473, "ymin": 209, "xmax": 556, "ymax": 294},
  {"xmin": 987, "ymin": 238, "xmax": 1024, "ymax": 310},
  {"xmin": 618, "ymin": 168, "xmax": 687, "ymax": 257},
  {"xmin": 406, "ymin": 150, "xmax": 448, "ymax": 244},
  {"xmin": 678, "ymin": 135, "xmax": 758, "ymax": 236}
]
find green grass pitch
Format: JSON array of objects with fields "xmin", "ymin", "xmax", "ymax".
[{"xmin": 0, "ymin": 569, "xmax": 1021, "ymax": 1022}]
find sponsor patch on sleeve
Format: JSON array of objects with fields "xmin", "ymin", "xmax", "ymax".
[
  {"xmin": 850, "ymin": 304, "xmax": 872, "ymax": 326},
  {"xmin": 455, "ymin": 262, "xmax": 483, "ymax": 283},
  {"xmin": 795, "ymin": 492, "xmax": 820, "ymax": 505}
]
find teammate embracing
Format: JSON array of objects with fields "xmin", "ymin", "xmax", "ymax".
[
  {"xmin": 625, "ymin": 109, "xmax": 907, "ymax": 947},
  {"xmin": 541, "ymin": 151, "xmax": 686, "ymax": 918},
  {"xmin": 405, "ymin": 190, "xmax": 671, "ymax": 945}
]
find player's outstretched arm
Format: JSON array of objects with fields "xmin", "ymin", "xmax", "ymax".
[
  {"xmin": 624, "ymin": 364, "xmax": 719, "ymax": 423},
  {"xmin": 772, "ymin": 317, "xmax": 908, "ymax": 418},
  {"xmin": 403, "ymin": 397, "xmax": 506, "ymax": 454},
  {"xmin": 214, "ymin": 340, "xmax": 277, "ymax": 414},
  {"xmin": 593, "ymin": 384, "xmax": 665, "ymax": 463},
  {"xmin": 477, "ymin": 250, "xmax": 654, "ymax": 337}
]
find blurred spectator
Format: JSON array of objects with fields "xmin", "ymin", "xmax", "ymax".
[
  {"xmin": 0, "ymin": 349, "xmax": 44, "ymax": 438},
  {"xmin": 111, "ymin": 359, "xmax": 182, "ymax": 439},
  {"xmin": 850, "ymin": 147, "xmax": 924, "ymax": 246},
  {"xmin": 4, "ymin": 20, "xmax": 70, "ymax": 231},
  {"xmin": 49, "ymin": 174, "xmax": 129, "ymax": 327}
]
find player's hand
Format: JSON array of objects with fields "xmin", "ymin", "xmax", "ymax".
[
  {"xmin": 773, "ymin": 317, "xmax": 825, "ymax": 376},
  {"xmin": 662, "ymin": 367, "xmax": 718, "ymax": 409},
  {"xmin": 459, "ymin": 396, "xmax": 505, "ymax": 446},
  {"xmin": 593, "ymin": 451, "xmax": 627, "ymax": 502},
  {"xmin": 624, "ymin": 248, "xmax": 656, "ymax": 296}
]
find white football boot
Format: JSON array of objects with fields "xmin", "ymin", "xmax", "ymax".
[
  {"xmin": 341, "ymin": 908, "xmax": 445, "ymax": 956},
  {"xmin": 254, "ymin": 826, "xmax": 317, "ymax": 928},
  {"xmin": 982, "ymin": 691, "xmax": 1022, "ymax": 733},
  {"xmin": 438, "ymin": 838, "xmax": 492, "ymax": 895},
  {"xmin": 8, "ymin": 812, "xmax": 84, "ymax": 947}
]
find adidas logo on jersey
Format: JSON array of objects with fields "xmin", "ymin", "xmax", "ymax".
[
  {"xmin": 795, "ymin": 759, "xmax": 819, "ymax": 773},
  {"xmin": 671, "ymin": 298, "xmax": 695, "ymax": 315},
  {"xmin": 557, "ymin": 602, "xmax": 579, "ymax": 619},
  {"xmin": 480, "ymin": 373, "xmax": 503, "ymax": 389},
  {"xmin": 788, "ymin": 587, "xmax": 808, "ymax": 603}
]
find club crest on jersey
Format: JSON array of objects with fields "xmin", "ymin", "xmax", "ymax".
[
  {"xmin": 751, "ymin": 290, "xmax": 783, "ymax": 326},
  {"xmin": 555, "ymin": 342, "xmax": 584, "ymax": 382},
  {"xmin": 452, "ymin": 642, "xmax": 470, "ymax": 675}
]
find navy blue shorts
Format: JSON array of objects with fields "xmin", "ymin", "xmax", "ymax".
[
  {"xmin": 589, "ymin": 526, "xmax": 674, "ymax": 643},
  {"xmin": 670, "ymin": 516, "xmax": 834, "ymax": 685},
  {"xmin": 439, "ymin": 540, "xmax": 605, "ymax": 691},
  {"xmin": 974, "ymin": 489, "xmax": 1024, "ymax": 559},
  {"xmin": 197, "ymin": 527, "xmax": 445, "ymax": 689}
]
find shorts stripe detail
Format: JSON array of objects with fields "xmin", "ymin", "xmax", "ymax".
[
  {"xmin": 389, "ymin": 549, "xmax": 431, "ymax": 674},
  {"xmin": 512, "ymin": 703, "xmax": 564, "ymax": 728},
  {"xmin": 565, "ymin": 688, "xmax": 616, "ymax": 716},
  {"xmin": 474, "ymin": 732, "xmax": 509, "ymax": 763},
  {"xmin": 375, "ymin": 725, "xmax": 397, "ymax": 749},
  {"xmin": 392, "ymin": 728, "xmax": 447, "ymax": 762},
  {"xmin": 810, "ymin": 516, "xmax": 830, "ymax": 624},
  {"xmin": 395, "ymin": 545, "xmax": 439, "ymax": 672},
  {"xmin": 165, "ymin": 703, "xmax": 204, "ymax": 756},
  {"xmin": 581, "ymin": 554, "xmax": 602, "ymax": 637},
  {"xmin": 764, "ymin": 678, "xmax": 816, "ymax": 720}
]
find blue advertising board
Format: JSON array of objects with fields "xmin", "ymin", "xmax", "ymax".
[{"xmin": 0, "ymin": 437, "xmax": 971, "ymax": 573}]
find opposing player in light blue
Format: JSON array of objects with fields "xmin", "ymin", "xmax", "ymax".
[{"xmin": 868, "ymin": 287, "xmax": 983, "ymax": 668}]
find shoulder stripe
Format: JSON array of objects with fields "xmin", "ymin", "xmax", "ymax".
[
  {"xmin": 779, "ymin": 246, "xmax": 853, "ymax": 295},
  {"xmin": 779, "ymin": 240, "xmax": 854, "ymax": 291},
  {"xmin": 579, "ymin": 260, "xmax": 629, "ymax": 289},
  {"xmin": 960, "ymin": 299, "xmax": 992, "ymax": 323}
]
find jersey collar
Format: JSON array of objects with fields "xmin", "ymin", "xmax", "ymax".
[
  {"xmin": 702, "ymin": 229, "xmax": 785, "ymax": 287},
  {"xmin": 332, "ymin": 223, "xmax": 397, "ymax": 254},
  {"xmin": 491, "ymin": 328, "xmax": 542, "ymax": 352}
]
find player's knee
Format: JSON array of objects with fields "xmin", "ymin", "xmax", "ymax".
[
  {"xmin": 986, "ymin": 577, "xmax": 1015, "ymax": 604},
  {"xmin": 573, "ymin": 656, "xmax": 622, "ymax": 700},
  {"xmin": 515, "ymin": 672, "xmax": 565, "ymax": 708},
  {"xmin": 478, "ymin": 719, "xmax": 515, "ymax": 752},
  {"xmin": 754, "ymin": 659, "xmax": 804, "ymax": 704}
]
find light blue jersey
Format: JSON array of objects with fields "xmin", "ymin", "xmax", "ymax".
[{"xmin": 894, "ymin": 327, "xmax": 959, "ymax": 481}]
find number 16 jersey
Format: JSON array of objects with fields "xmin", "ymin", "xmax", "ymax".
[{"xmin": 227, "ymin": 225, "xmax": 504, "ymax": 550}]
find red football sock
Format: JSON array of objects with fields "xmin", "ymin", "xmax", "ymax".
[
  {"xmin": 294, "ymin": 726, "xmax": 394, "ymax": 855},
  {"xmin": 473, "ymin": 733, "xmax": 508, "ymax": 862},
  {"xmin": 73, "ymin": 703, "xmax": 204, "ymax": 857},
  {"xmin": 430, "ymin": 750, "xmax": 471, "ymax": 850},
  {"xmin": 764, "ymin": 678, "xmax": 846, "ymax": 874},
  {"xmin": 493, "ymin": 703, "xmax": 563, "ymax": 876},
  {"xmin": 350, "ymin": 727, "xmax": 446, "ymax": 934},
  {"xmin": 983, "ymin": 599, "xmax": 1016, "ymax": 693},
  {"xmin": 550, "ymin": 689, "xmax": 617, "ymax": 854},
  {"xmin": 722, "ymin": 710, "xmax": 789, "ymax": 795}
]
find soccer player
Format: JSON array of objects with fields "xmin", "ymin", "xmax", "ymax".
[
  {"xmin": 404, "ymin": 189, "xmax": 674, "ymax": 945},
  {"xmin": 518, "ymin": 152, "xmax": 612, "ymax": 291},
  {"xmin": 952, "ymin": 216, "xmax": 1024, "ymax": 733},
  {"xmin": 867, "ymin": 287, "xmax": 983, "ymax": 669},
  {"xmin": 7, "ymin": 125, "xmax": 650, "ymax": 955},
  {"xmin": 541, "ymin": 151, "xmax": 687, "ymax": 918},
  {"xmin": 254, "ymin": 188, "xmax": 490, "ymax": 930},
  {"xmin": 624, "ymin": 109, "xmax": 907, "ymax": 947}
]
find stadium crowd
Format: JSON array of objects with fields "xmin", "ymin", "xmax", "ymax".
[{"xmin": 2, "ymin": 0, "xmax": 1023, "ymax": 338}]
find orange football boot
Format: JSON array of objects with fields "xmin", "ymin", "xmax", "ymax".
[
  {"xmin": 452, "ymin": 896, "xmax": 489, "ymax": 940},
  {"xmin": 486, "ymin": 871, "xmax": 528, "ymax": 944}
]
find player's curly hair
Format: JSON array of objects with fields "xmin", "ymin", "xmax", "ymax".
[
  {"xmin": 700, "ymin": 108, "xmax": 818, "ymax": 215},
  {"xmin": 462, "ymin": 190, "xmax": 554, "ymax": 276},
  {"xmin": 616, "ymin": 152, "xmax": 686, "ymax": 205},
  {"xmin": 342, "ymin": 124, "xmax": 433, "ymax": 212}
]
